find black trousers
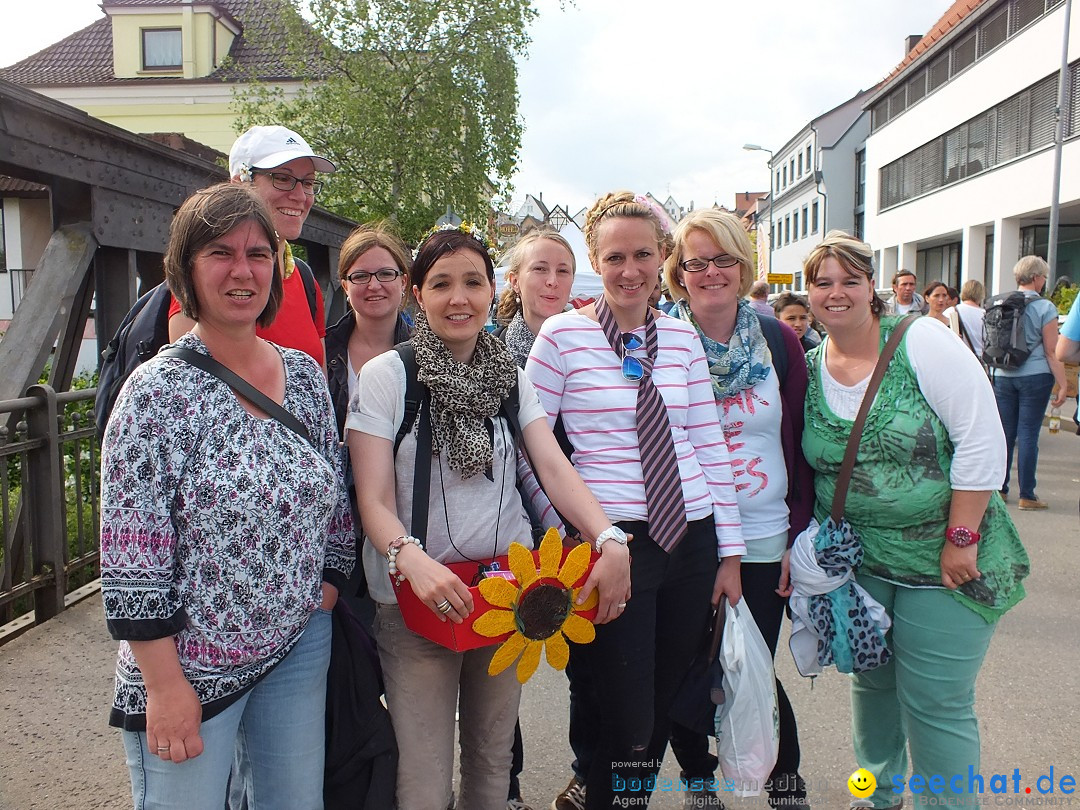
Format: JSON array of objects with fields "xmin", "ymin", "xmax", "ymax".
[
  {"xmin": 669, "ymin": 560, "xmax": 806, "ymax": 807},
  {"xmin": 576, "ymin": 518, "xmax": 717, "ymax": 810}
]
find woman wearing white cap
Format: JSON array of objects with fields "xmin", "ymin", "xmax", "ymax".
[{"xmin": 169, "ymin": 125, "xmax": 337, "ymax": 370}]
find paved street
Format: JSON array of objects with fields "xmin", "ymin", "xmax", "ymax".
[{"xmin": 2, "ymin": 429, "xmax": 1077, "ymax": 810}]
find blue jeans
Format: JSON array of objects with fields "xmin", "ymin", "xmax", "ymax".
[
  {"xmin": 122, "ymin": 608, "xmax": 332, "ymax": 810},
  {"xmin": 993, "ymin": 372, "xmax": 1053, "ymax": 500}
]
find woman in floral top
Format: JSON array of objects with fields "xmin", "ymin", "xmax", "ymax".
[{"xmin": 100, "ymin": 183, "xmax": 353, "ymax": 809}]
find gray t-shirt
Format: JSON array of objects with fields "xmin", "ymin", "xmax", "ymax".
[{"xmin": 346, "ymin": 350, "xmax": 547, "ymax": 604}]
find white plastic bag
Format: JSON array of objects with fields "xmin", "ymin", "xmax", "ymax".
[{"xmin": 713, "ymin": 596, "xmax": 779, "ymax": 797}]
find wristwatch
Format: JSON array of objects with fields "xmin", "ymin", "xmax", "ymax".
[
  {"xmin": 594, "ymin": 526, "xmax": 629, "ymax": 554},
  {"xmin": 945, "ymin": 526, "xmax": 981, "ymax": 548}
]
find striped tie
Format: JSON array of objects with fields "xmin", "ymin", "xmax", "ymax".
[{"xmin": 594, "ymin": 295, "xmax": 687, "ymax": 551}]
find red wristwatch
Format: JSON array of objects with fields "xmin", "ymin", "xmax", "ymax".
[{"xmin": 945, "ymin": 526, "xmax": 981, "ymax": 548}]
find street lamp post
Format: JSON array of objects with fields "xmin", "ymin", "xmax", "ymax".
[{"xmin": 743, "ymin": 143, "xmax": 774, "ymax": 281}]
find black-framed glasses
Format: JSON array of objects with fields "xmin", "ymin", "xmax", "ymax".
[
  {"xmin": 346, "ymin": 268, "xmax": 403, "ymax": 285},
  {"xmin": 253, "ymin": 171, "xmax": 324, "ymax": 196},
  {"xmin": 680, "ymin": 254, "xmax": 740, "ymax": 272},
  {"xmin": 620, "ymin": 333, "xmax": 644, "ymax": 381}
]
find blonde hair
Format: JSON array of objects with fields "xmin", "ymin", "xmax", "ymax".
[
  {"xmin": 803, "ymin": 230, "xmax": 886, "ymax": 317},
  {"xmin": 960, "ymin": 278, "xmax": 985, "ymax": 304},
  {"xmin": 663, "ymin": 208, "xmax": 755, "ymax": 303},
  {"xmin": 583, "ymin": 191, "xmax": 666, "ymax": 269},
  {"xmin": 495, "ymin": 229, "xmax": 576, "ymax": 325}
]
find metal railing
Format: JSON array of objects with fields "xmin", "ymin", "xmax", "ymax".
[{"xmin": 0, "ymin": 385, "xmax": 99, "ymax": 642}]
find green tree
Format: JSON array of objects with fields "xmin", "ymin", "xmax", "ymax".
[{"xmin": 231, "ymin": 0, "xmax": 537, "ymax": 241}]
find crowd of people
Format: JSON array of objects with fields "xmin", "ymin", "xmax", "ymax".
[{"xmin": 97, "ymin": 123, "xmax": 1056, "ymax": 810}]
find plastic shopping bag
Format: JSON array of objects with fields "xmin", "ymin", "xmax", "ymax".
[{"xmin": 713, "ymin": 596, "xmax": 779, "ymax": 797}]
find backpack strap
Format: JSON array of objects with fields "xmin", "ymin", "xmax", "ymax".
[
  {"xmin": 158, "ymin": 346, "xmax": 314, "ymax": 447},
  {"xmin": 757, "ymin": 314, "xmax": 789, "ymax": 386},
  {"xmin": 294, "ymin": 257, "xmax": 321, "ymax": 327},
  {"xmin": 392, "ymin": 343, "xmax": 523, "ymax": 545}
]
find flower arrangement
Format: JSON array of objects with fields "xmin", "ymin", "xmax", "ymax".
[
  {"xmin": 415, "ymin": 220, "xmax": 498, "ymax": 263},
  {"xmin": 472, "ymin": 528, "xmax": 597, "ymax": 683}
]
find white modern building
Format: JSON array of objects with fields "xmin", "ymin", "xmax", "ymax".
[
  {"xmin": 758, "ymin": 88, "xmax": 876, "ymax": 289},
  {"xmin": 864, "ymin": 0, "xmax": 1080, "ymax": 295}
]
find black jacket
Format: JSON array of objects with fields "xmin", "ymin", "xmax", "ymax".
[{"xmin": 326, "ymin": 312, "xmax": 414, "ymax": 440}]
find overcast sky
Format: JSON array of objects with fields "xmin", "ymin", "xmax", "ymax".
[{"xmin": 1, "ymin": 0, "xmax": 948, "ymax": 215}]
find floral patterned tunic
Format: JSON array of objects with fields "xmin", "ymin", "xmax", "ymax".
[{"xmin": 100, "ymin": 333, "xmax": 354, "ymax": 729}]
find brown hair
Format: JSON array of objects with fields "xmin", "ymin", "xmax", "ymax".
[
  {"xmin": 337, "ymin": 221, "xmax": 410, "ymax": 311},
  {"xmin": 803, "ymin": 230, "xmax": 886, "ymax": 317},
  {"xmin": 583, "ymin": 191, "xmax": 666, "ymax": 268},
  {"xmin": 772, "ymin": 291, "xmax": 810, "ymax": 316},
  {"xmin": 495, "ymin": 229, "xmax": 576, "ymax": 325},
  {"xmin": 165, "ymin": 183, "xmax": 281, "ymax": 327}
]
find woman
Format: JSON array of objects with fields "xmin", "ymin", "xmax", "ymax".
[
  {"xmin": 326, "ymin": 222, "xmax": 413, "ymax": 601},
  {"xmin": 992, "ymin": 255, "xmax": 1068, "ymax": 510},
  {"xmin": 327, "ymin": 222, "xmax": 413, "ymax": 436},
  {"xmin": 801, "ymin": 231, "xmax": 1028, "ymax": 809},
  {"xmin": 348, "ymin": 226, "xmax": 630, "ymax": 810},
  {"xmin": 773, "ymin": 290, "xmax": 818, "ymax": 353},
  {"xmin": 496, "ymin": 228, "xmax": 576, "ymax": 364},
  {"xmin": 100, "ymin": 183, "xmax": 353, "ymax": 809},
  {"xmin": 923, "ymin": 281, "xmax": 950, "ymax": 325},
  {"xmin": 495, "ymin": 228, "xmax": 577, "ymax": 810},
  {"xmin": 526, "ymin": 192, "xmax": 744, "ymax": 810},
  {"xmin": 662, "ymin": 208, "xmax": 813, "ymax": 808},
  {"xmin": 169, "ymin": 125, "xmax": 336, "ymax": 367}
]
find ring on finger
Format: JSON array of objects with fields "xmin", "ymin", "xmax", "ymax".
[
  {"xmin": 156, "ymin": 746, "xmax": 170, "ymax": 753},
  {"xmin": 436, "ymin": 599, "xmax": 453, "ymax": 614},
  {"xmin": 618, "ymin": 602, "xmax": 627, "ymax": 609}
]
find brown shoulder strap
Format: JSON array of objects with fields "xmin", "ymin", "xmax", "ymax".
[{"xmin": 830, "ymin": 315, "xmax": 919, "ymax": 523}]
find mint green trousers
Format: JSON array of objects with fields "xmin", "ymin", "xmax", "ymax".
[{"xmin": 852, "ymin": 575, "xmax": 998, "ymax": 809}]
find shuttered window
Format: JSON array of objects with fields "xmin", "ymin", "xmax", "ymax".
[
  {"xmin": 978, "ymin": 7, "xmax": 1008, "ymax": 56},
  {"xmin": 952, "ymin": 32, "xmax": 977, "ymax": 74}
]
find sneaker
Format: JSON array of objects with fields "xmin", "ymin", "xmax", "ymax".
[
  {"xmin": 551, "ymin": 776, "xmax": 586, "ymax": 810},
  {"xmin": 508, "ymin": 799, "xmax": 536, "ymax": 810},
  {"xmin": 1019, "ymin": 497, "xmax": 1049, "ymax": 510}
]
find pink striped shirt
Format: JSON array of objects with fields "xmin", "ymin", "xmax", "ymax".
[{"xmin": 526, "ymin": 309, "xmax": 745, "ymax": 557}]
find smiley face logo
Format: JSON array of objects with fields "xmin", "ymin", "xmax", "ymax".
[{"xmin": 848, "ymin": 768, "xmax": 877, "ymax": 798}]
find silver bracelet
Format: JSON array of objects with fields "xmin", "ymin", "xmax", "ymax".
[{"xmin": 386, "ymin": 535, "xmax": 423, "ymax": 585}]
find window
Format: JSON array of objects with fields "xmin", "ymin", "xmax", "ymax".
[
  {"xmin": 142, "ymin": 28, "xmax": 181, "ymax": 70},
  {"xmin": 784, "ymin": 215, "xmax": 791, "ymax": 245},
  {"xmin": 1011, "ymin": 0, "xmax": 1046, "ymax": 34},
  {"xmin": 928, "ymin": 53, "xmax": 950, "ymax": 92},
  {"xmin": 811, "ymin": 200, "xmax": 820, "ymax": 234},
  {"xmin": 879, "ymin": 59, "xmax": 1078, "ymax": 209},
  {"xmin": 798, "ymin": 152, "xmax": 803, "ymax": 176},
  {"xmin": 978, "ymin": 6, "xmax": 1008, "ymax": 56},
  {"xmin": 888, "ymin": 86, "xmax": 907, "ymax": 119},
  {"xmin": 952, "ymin": 31, "xmax": 977, "ymax": 75},
  {"xmin": 801, "ymin": 205, "xmax": 809, "ymax": 238},
  {"xmin": 805, "ymin": 145, "xmax": 812, "ymax": 173},
  {"xmin": 907, "ymin": 68, "xmax": 928, "ymax": 105},
  {"xmin": 776, "ymin": 171, "xmax": 781, "ymax": 193},
  {"xmin": 783, "ymin": 165, "xmax": 787, "ymax": 187},
  {"xmin": 793, "ymin": 211, "xmax": 799, "ymax": 240},
  {"xmin": 855, "ymin": 150, "xmax": 866, "ymax": 208},
  {"xmin": 789, "ymin": 158, "xmax": 795, "ymax": 182}
]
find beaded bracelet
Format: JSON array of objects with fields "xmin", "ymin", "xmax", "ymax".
[{"xmin": 386, "ymin": 535, "xmax": 423, "ymax": 585}]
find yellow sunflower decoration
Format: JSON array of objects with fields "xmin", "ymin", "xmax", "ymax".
[{"xmin": 473, "ymin": 528, "xmax": 598, "ymax": 683}]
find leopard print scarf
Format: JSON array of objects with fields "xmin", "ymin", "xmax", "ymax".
[{"xmin": 412, "ymin": 311, "xmax": 519, "ymax": 479}]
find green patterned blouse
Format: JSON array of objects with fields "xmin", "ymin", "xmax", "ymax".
[{"xmin": 802, "ymin": 316, "xmax": 1028, "ymax": 622}]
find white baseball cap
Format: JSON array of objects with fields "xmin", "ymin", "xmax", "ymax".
[{"xmin": 229, "ymin": 125, "xmax": 337, "ymax": 178}]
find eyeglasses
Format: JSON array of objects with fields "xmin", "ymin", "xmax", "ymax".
[
  {"xmin": 620, "ymin": 333, "xmax": 644, "ymax": 381},
  {"xmin": 346, "ymin": 268, "xmax": 403, "ymax": 285},
  {"xmin": 253, "ymin": 171, "xmax": 324, "ymax": 196},
  {"xmin": 680, "ymin": 254, "xmax": 740, "ymax": 272}
]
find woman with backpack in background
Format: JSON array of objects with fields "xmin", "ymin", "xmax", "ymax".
[
  {"xmin": 663, "ymin": 208, "xmax": 814, "ymax": 809},
  {"xmin": 347, "ymin": 225, "xmax": 630, "ymax": 810},
  {"xmin": 526, "ymin": 192, "xmax": 744, "ymax": 810},
  {"xmin": 168, "ymin": 125, "xmax": 335, "ymax": 369},
  {"xmin": 988, "ymin": 256, "xmax": 1067, "ymax": 510}
]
